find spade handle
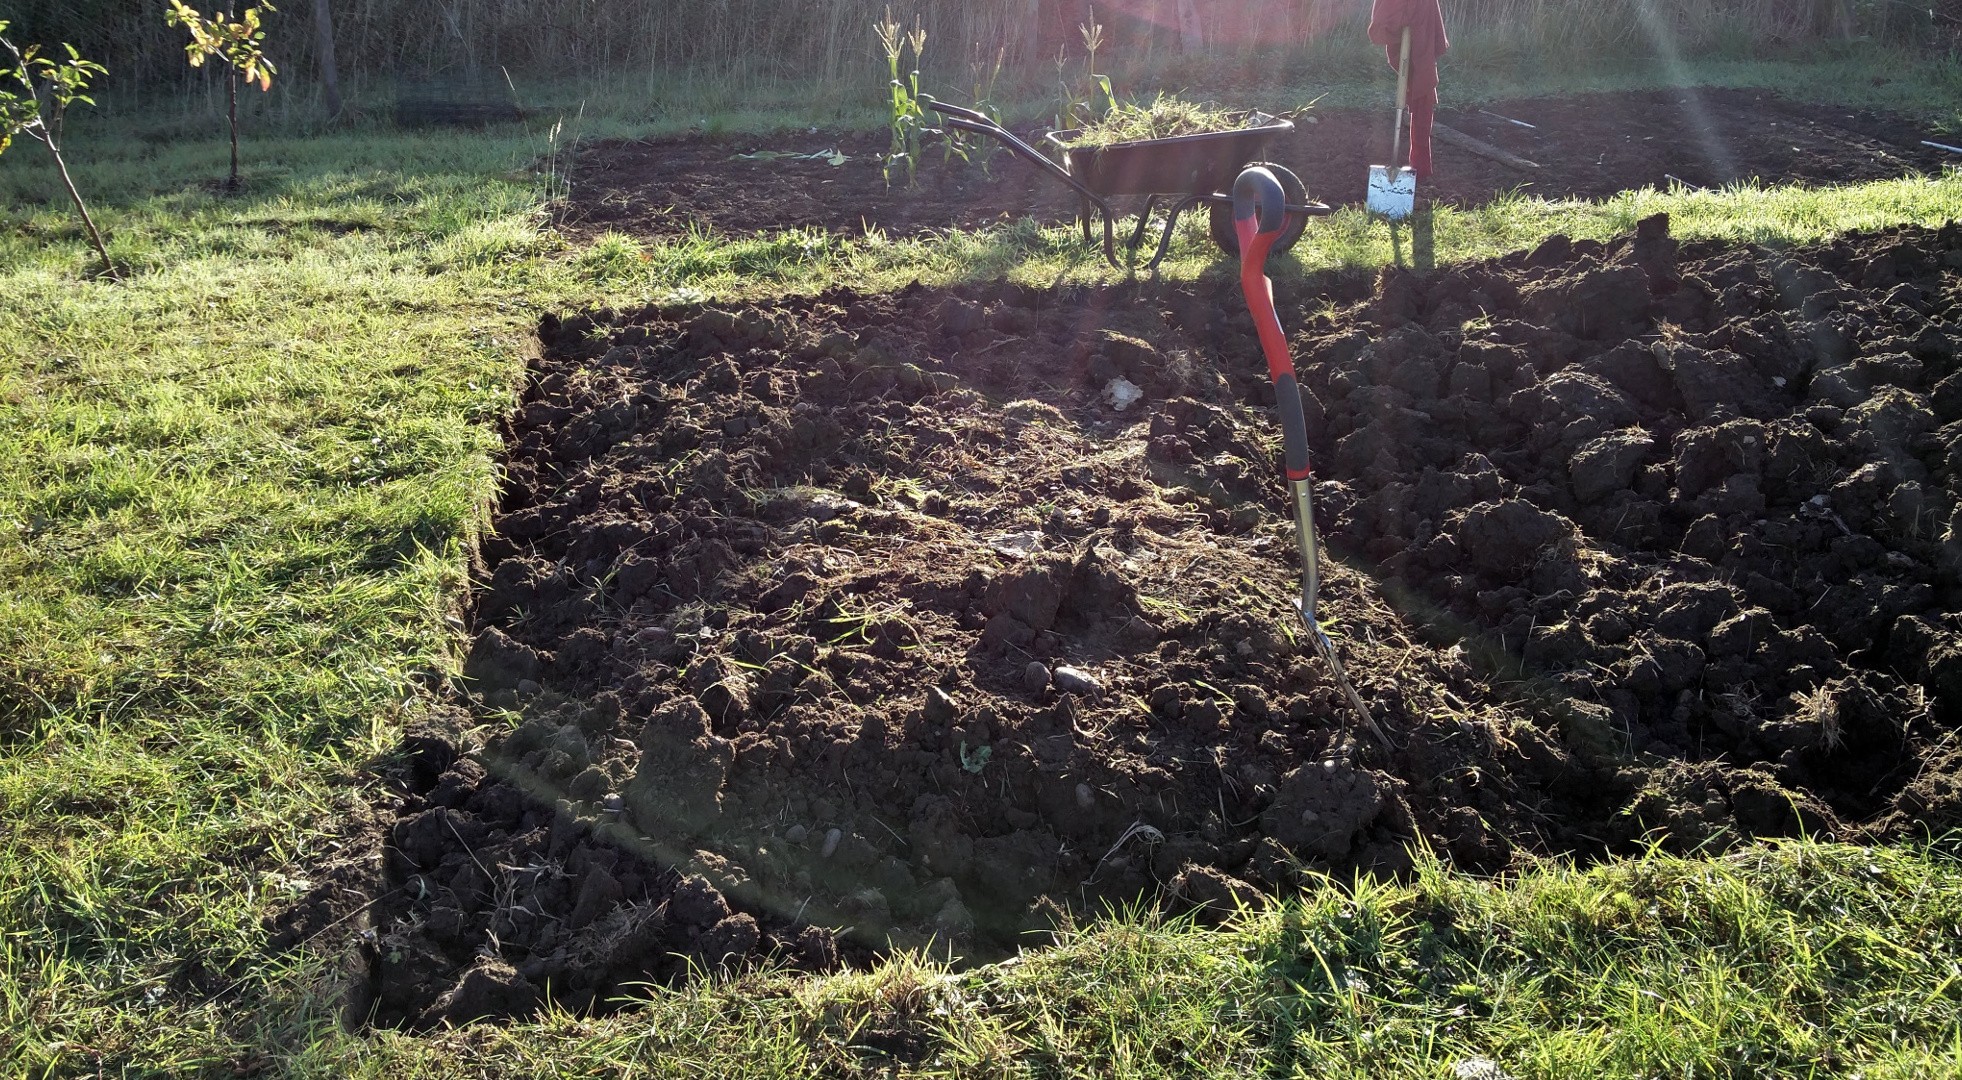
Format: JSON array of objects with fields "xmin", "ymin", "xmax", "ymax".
[{"xmin": 1390, "ymin": 26, "xmax": 1412, "ymax": 170}]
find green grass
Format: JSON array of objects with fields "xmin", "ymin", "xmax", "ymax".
[
  {"xmin": 1, "ymin": 54, "xmax": 1961, "ymax": 1076},
  {"xmin": 548, "ymin": 172, "xmax": 1962, "ymax": 298},
  {"xmin": 262, "ymin": 843, "xmax": 1962, "ymax": 1077}
]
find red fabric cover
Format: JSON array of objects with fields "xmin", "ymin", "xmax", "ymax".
[{"xmin": 1367, "ymin": 0, "xmax": 1448, "ymax": 181}]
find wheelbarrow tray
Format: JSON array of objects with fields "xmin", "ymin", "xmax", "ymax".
[
  {"xmin": 920, "ymin": 99, "xmax": 1324, "ymax": 269},
  {"xmin": 1044, "ymin": 115, "xmax": 1294, "ymax": 197}
]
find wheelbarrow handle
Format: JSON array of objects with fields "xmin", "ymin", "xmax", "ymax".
[
  {"xmin": 920, "ymin": 96, "xmax": 992, "ymax": 126},
  {"xmin": 926, "ymin": 99, "xmax": 1105, "ymax": 201},
  {"xmin": 924, "ymin": 95, "xmax": 1124, "ymax": 268}
]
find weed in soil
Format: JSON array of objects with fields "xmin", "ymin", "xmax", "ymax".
[{"xmin": 337, "ymin": 214, "xmax": 1962, "ymax": 1027}]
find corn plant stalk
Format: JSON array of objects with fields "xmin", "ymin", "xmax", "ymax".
[{"xmin": 875, "ymin": 7, "xmax": 930, "ymax": 185}]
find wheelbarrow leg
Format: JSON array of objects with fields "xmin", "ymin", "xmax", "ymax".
[
  {"xmin": 1144, "ymin": 193, "xmax": 1207, "ymax": 272},
  {"xmin": 1126, "ymin": 195, "xmax": 1160, "ymax": 251}
]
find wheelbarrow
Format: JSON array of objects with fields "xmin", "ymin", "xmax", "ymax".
[{"xmin": 923, "ymin": 97, "xmax": 1330, "ymax": 270}]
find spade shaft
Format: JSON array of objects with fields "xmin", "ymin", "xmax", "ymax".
[{"xmin": 1231, "ymin": 167, "xmax": 1388, "ymax": 748}]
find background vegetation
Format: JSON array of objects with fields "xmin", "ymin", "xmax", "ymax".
[{"xmin": 0, "ymin": 0, "xmax": 1952, "ymax": 107}]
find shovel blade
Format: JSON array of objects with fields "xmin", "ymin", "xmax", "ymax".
[{"xmin": 1366, "ymin": 165, "xmax": 1416, "ymax": 221}]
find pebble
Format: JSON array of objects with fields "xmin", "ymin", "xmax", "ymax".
[
  {"xmin": 821, "ymin": 827, "xmax": 843, "ymax": 858},
  {"xmin": 786, "ymin": 824, "xmax": 809, "ymax": 845},
  {"xmin": 1104, "ymin": 376, "xmax": 1144, "ymax": 412},
  {"xmin": 600, "ymin": 793, "xmax": 625, "ymax": 820},
  {"xmin": 1023, "ymin": 661, "xmax": 1052, "ymax": 692},
  {"xmin": 1052, "ymin": 665, "xmax": 1102, "ymax": 696},
  {"xmin": 1075, "ymin": 783, "xmax": 1095, "ymax": 809}
]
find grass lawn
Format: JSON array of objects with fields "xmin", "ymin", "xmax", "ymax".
[{"xmin": 2, "ymin": 52, "xmax": 1961, "ymax": 1077}]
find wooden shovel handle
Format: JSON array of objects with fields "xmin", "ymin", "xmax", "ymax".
[
  {"xmin": 1390, "ymin": 26, "xmax": 1413, "ymax": 169},
  {"xmin": 1394, "ymin": 26, "xmax": 1412, "ymax": 111}
]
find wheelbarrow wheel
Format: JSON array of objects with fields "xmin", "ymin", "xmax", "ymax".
[{"xmin": 1209, "ymin": 162, "xmax": 1308, "ymax": 257}]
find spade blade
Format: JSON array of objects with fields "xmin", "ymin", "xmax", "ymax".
[{"xmin": 1366, "ymin": 165, "xmax": 1416, "ymax": 221}]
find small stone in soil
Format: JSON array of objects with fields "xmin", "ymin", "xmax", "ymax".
[
  {"xmin": 1053, "ymin": 665, "xmax": 1102, "ymax": 695},
  {"xmin": 786, "ymin": 824, "xmax": 809, "ymax": 845},
  {"xmin": 923, "ymin": 686, "xmax": 958, "ymax": 725},
  {"xmin": 821, "ymin": 827, "xmax": 843, "ymax": 858},
  {"xmin": 1104, "ymin": 376, "xmax": 1144, "ymax": 412},
  {"xmin": 1023, "ymin": 662, "xmax": 1051, "ymax": 692},
  {"xmin": 1076, "ymin": 783, "xmax": 1095, "ymax": 809}
]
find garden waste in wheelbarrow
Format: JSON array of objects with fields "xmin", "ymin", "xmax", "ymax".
[{"xmin": 923, "ymin": 97, "xmax": 1331, "ymax": 270}]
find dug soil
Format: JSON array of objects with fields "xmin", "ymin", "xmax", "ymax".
[
  {"xmin": 341, "ymin": 217, "xmax": 1962, "ymax": 1028},
  {"xmin": 562, "ymin": 87, "xmax": 1954, "ymax": 243}
]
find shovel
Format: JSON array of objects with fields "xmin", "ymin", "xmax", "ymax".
[
  {"xmin": 1365, "ymin": 26, "xmax": 1416, "ymax": 221},
  {"xmin": 1232, "ymin": 166, "xmax": 1389, "ymax": 748}
]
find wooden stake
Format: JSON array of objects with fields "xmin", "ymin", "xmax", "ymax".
[
  {"xmin": 1434, "ymin": 122, "xmax": 1541, "ymax": 171},
  {"xmin": 313, "ymin": 0, "xmax": 343, "ymax": 119},
  {"xmin": 1176, "ymin": 0, "xmax": 1205, "ymax": 52}
]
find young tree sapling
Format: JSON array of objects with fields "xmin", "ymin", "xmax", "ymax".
[
  {"xmin": 0, "ymin": 23, "xmax": 117, "ymax": 278},
  {"xmin": 165, "ymin": 1, "xmax": 278, "ymax": 192}
]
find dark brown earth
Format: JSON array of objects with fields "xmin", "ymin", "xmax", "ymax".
[
  {"xmin": 299, "ymin": 217, "xmax": 1962, "ymax": 1028},
  {"xmin": 561, "ymin": 88, "xmax": 1955, "ymax": 243}
]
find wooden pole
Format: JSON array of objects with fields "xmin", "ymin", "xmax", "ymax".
[
  {"xmin": 1433, "ymin": 123, "xmax": 1541, "ymax": 171},
  {"xmin": 1176, "ymin": 0, "xmax": 1204, "ymax": 51},
  {"xmin": 313, "ymin": 0, "xmax": 343, "ymax": 119}
]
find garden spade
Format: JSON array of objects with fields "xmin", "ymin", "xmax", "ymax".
[
  {"xmin": 1365, "ymin": 27, "xmax": 1417, "ymax": 221},
  {"xmin": 1233, "ymin": 166, "xmax": 1389, "ymax": 748}
]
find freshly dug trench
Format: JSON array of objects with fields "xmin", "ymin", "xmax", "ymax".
[{"xmin": 348, "ymin": 217, "xmax": 1962, "ymax": 1027}]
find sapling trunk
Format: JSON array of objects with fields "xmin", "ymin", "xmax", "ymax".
[
  {"xmin": 49, "ymin": 145, "xmax": 116, "ymax": 278},
  {"xmin": 228, "ymin": 68, "xmax": 240, "ymax": 191}
]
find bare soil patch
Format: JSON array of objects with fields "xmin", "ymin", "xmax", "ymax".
[
  {"xmin": 340, "ymin": 217, "xmax": 1962, "ymax": 1027},
  {"xmin": 562, "ymin": 88, "xmax": 1953, "ymax": 242}
]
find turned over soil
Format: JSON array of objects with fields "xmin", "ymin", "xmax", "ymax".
[
  {"xmin": 562, "ymin": 88, "xmax": 1953, "ymax": 242},
  {"xmin": 353, "ymin": 219, "xmax": 1962, "ymax": 1027}
]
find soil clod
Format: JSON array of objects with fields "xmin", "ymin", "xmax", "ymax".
[{"xmin": 350, "ymin": 219, "xmax": 1962, "ymax": 1026}]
